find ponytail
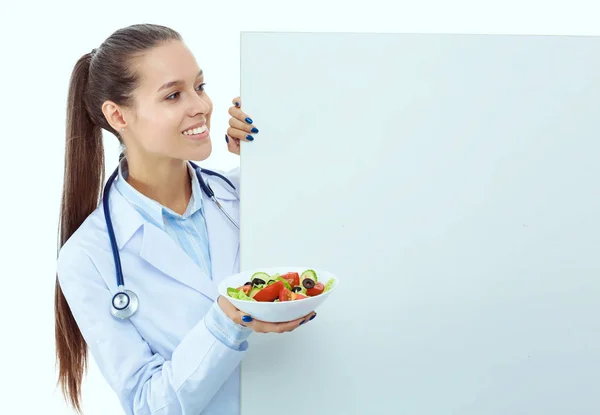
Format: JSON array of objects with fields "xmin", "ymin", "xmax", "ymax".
[{"xmin": 55, "ymin": 51, "xmax": 105, "ymax": 414}]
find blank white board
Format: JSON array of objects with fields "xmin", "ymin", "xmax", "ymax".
[{"xmin": 238, "ymin": 32, "xmax": 600, "ymax": 414}]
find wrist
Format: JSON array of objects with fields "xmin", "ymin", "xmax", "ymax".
[{"xmin": 218, "ymin": 295, "xmax": 241, "ymax": 324}]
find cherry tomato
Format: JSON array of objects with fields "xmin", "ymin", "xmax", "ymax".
[
  {"xmin": 306, "ymin": 282, "xmax": 324, "ymax": 297},
  {"xmin": 253, "ymin": 281, "xmax": 285, "ymax": 302}
]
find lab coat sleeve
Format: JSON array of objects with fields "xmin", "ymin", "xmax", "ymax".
[
  {"xmin": 57, "ymin": 246, "xmax": 248, "ymax": 415},
  {"xmin": 204, "ymin": 301, "xmax": 253, "ymax": 350}
]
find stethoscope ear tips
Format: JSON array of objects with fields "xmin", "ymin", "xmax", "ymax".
[{"xmin": 110, "ymin": 289, "xmax": 139, "ymax": 319}]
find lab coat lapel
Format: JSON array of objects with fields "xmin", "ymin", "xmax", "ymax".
[
  {"xmin": 202, "ymin": 173, "xmax": 240, "ymax": 281},
  {"xmin": 139, "ymin": 224, "xmax": 219, "ymax": 301},
  {"xmin": 108, "ymin": 182, "xmax": 218, "ymax": 301}
]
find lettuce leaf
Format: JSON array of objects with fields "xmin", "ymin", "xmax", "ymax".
[
  {"xmin": 324, "ymin": 278, "xmax": 335, "ymax": 292},
  {"xmin": 227, "ymin": 287, "xmax": 256, "ymax": 302}
]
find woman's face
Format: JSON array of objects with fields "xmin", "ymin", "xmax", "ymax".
[{"xmin": 122, "ymin": 40, "xmax": 213, "ymax": 163}]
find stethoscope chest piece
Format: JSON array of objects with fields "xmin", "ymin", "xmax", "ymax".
[{"xmin": 110, "ymin": 287, "xmax": 139, "ymax": 319}]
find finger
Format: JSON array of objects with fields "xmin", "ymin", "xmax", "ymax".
[
  {"xmin": 278, "ymin": 312, "xmax": 317, "ymax": 332},
  {"xmin": 232, "ymin": 97, "xmax": 241, "ymax": 108},
  {"xmin": 229, "ymin": 117, "xmax": 258, "ymax": 135},
  {"xmin": 297, "ymin": 311, "xmax": 317, "ymax": 327},
  {"xmin": 238, "ymin": 314, "xmax": 271, "ymax": 333},
  {"xmin": 228, "ymin": 106, "xmax": 254, "ymax": 126},
  {"xmin": 227, "ymin": 126, "xmax": 255, "ymax": 142},
  {"xmin": 225, "ymin": 133, "xmax": 240, "ymax": 155},
  {"xmin": 252, "ymin": 312, "xmax": 316, "ymax": 334}
]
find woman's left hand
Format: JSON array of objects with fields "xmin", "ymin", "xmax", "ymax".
[{"xmin": 226, "ymin": 97, "xmax": 258, "ymax": 155}]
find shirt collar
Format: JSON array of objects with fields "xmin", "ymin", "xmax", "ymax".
[{"xmin": 114, "ymin": 158, "xmax": 204, "ymax": 229}]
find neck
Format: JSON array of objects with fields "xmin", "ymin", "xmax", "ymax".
[{"xmin": 124, "ymin": 155, "xmax": 192, "ymax": 215}]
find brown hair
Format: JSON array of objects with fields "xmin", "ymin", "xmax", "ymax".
[{"xmin": 55, "ymin": 23, "xmax": 181, "ymax": 413}]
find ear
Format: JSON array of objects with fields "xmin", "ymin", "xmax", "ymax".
[{"xmin": 102, "ymin": 100, "xmax": 129, "ymax": 132}]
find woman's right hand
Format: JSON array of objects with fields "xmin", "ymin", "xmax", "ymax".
[{"xmin": 218, "ymin": 295, "xmax": 315, "ymax": 333}]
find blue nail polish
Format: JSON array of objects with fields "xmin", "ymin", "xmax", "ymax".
[
  {"xmin": 242, "ymin": 315, "xmax": 253, "ymax": 323},
  {"xmin": 251, "ymin": 127, "xmax": 259, "ymax": 133},
  {"xmin": 245, "ymin": 117, "xmax": 253, "ymax": 124},
  {"xmin": 246, "ymin": 135, "xmax": 254, "ymax": 141},
  {"xmin": 309, "ymin": 314, "xmax": 316, "ymax": 321},
  {"xmin": 235, "ymin": 102, "xmax": 240, "ymax": 107},
  {"xmin": 225, "ymin": 134, "xmax": 229, "ymax": 143},
  {"xmin": 299, "ymin": 320, "xmax": 306, "ymax": 325}
]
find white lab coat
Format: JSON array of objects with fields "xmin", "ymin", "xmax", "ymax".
[{"xmin": 57, "ymin": 166, "xmax": 245, "ymax": 414}]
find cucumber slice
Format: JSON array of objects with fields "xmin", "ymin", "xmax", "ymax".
[
  {"xmin": 248, "ymin": 287, "xmax": 261, "ymax": 298},
  {"xmin": 300, "ymin": 269, "xmax": 318, "ymax": 283},
  {"xmin": 251, "ymin": 271, "xmax": 271, "ymax": 281}
]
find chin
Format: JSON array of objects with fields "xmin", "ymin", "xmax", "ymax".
[{"xmin": 188, "ymin": 139, "xmax": 212, "ymax": 162}]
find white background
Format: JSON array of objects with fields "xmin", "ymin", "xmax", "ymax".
[{"xmin": 1, "ymin": 1, "xmax": 599, "ymax": 414}]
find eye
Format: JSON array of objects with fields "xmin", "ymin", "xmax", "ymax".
[
  {"xmin": 165, "ymin": 83, "xmax": 206, "ymax": 101},
  {"xmin": 166, "ymin": 92, "xmax": 180, "ymax": 100}
]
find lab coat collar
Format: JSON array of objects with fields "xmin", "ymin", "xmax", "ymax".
[{"xmin": 108, "ymin": 181, "xmax": 146, "ymax": 251}]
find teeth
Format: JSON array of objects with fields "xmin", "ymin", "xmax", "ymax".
[{"xmin": 183, "ymin": 125, "xmax": 207, "ymax": 135}]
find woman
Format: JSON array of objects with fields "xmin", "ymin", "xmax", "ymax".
[{"xmin": 55, "ymin": 23, "xmax": 315, "ymax": 415}]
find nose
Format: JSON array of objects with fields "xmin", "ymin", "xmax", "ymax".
[{"xmin": 188, "ymin": 91, "xmax": 211, "ymax": 117}]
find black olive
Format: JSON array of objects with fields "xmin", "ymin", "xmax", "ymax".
[
  {"xmin": 244, "ymin": 281, "xmax": 252, "ymax": 286},
  {"xmin": 291, "ymin": 286, "xmax": 302, "ymax": 293},
  {"xmin": 267, "ymin": 280, "xmax": 276, "ymax": 285},
  {"xmin": 302, "ymin": 279, "xmax": 315, "ymax": 289},
  {"xmin": 252, "ymin": 277, "xmax": 266, "ymax": 286}
]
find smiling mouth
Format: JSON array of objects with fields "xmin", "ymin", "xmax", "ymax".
[{"xmin": 182, "ymin": 124, "xmax": 208, "ymax": 136}]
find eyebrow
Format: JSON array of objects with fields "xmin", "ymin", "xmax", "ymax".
[{"xmin": 157, "ymin": 69, "xmax": 203, "ymax": 92}]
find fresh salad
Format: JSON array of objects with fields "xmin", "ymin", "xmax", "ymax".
[{"xmin": 227, "ymin": 269, "xmax": 334, "ymax": 302}]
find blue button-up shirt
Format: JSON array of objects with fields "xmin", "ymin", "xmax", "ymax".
[{"xmin": 114, "ymin": 158, "xmax": 252, "ymax": 350}]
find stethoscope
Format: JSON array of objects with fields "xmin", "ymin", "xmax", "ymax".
[{"xmin": 103, "ymin": 161, "xmax": 239, "ymax": 319}]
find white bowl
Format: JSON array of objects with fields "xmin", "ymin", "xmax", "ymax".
[{"xmin": 217, "ymin": 266, "xmax": 339, "ymax": 323}]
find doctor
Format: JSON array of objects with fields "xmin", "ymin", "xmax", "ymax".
[{"xmin": 55, "ymin": 23, "xmax": 315, "ymax": 415}]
